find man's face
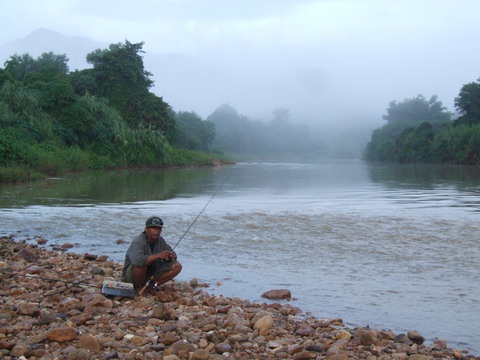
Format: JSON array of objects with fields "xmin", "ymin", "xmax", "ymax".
[{"xmin": 145, "ymin": 226, "xmax": 162, "ymax": 242}]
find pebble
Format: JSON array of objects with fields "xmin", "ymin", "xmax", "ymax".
[{"xmin": 0, "ymin": 236, "xmax": 478, "ymax": 360}]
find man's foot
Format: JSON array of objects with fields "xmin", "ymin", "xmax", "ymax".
[{"xmin": 149, "ymin": 285, "xmax": 159, "ymax": 296}]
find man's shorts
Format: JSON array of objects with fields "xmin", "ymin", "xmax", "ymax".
[{"xmin": 123, "ymin": 259, "xmax": 176, "ymax": 285}]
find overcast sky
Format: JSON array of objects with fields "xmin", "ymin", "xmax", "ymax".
[{"xmin": 1, "ymin": 0, "xmax": 480, "ymax": 128}]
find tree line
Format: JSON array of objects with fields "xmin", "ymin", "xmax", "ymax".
[
  {"xmin": 0, "ymin": 40, "xmax": 336, "ymax": 182},
  {"xmin": 0, "ymin": 41, "xmax": 223, "ymax": 182},
  {"xmin": 2, "ymin": 38, "xmax": 478, "ymax": 183},
  {"xmin": 363, "ymin": 78, "xmax": 480, "ymax": 164}
]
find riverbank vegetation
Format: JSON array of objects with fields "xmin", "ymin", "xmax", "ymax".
[
  {"xmin": 2, "ymin": 39, "xmax": 480, "ymax": 180},
  {"xmin": 0, "ymin": 41, "xmax": 226, "ymax": 183},
  {"xmin": 0, "ymin": 40, "xmax": 356, "ymax": 183},
  {"xmin": 363, "ymin": 78, "xmax": 480, "ymax": 164}
]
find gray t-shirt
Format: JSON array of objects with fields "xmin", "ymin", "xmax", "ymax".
[{"xmin": 122, "ymin": 231, "xmax": 172, "ymax": 271}]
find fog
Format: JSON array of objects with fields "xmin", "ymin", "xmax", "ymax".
[{"xmin": 1, "ymin": 0, "xmax": 480, "ymax": 133}]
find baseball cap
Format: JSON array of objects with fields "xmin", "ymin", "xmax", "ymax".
[{"xmin": 145, "ymin": 216, "xmax": 164, "ymax": 228}]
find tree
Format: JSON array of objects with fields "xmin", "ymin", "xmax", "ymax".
[
  {"xmin": 68, "ymin": 69, "xmax": 96, "ymax": 96},
  {"xmin": 174, "ymin": 111, "xmax": 216, "ymax": 151},
  {"xmin": 4, "ymin": 52, "xmax": 69, "ymax": 82},
  {"xmin": 85, "ymin": 40, "xmax": 175, "ymax": 138},
  {"xmin": 454, "ymin": 78, "xmax": 480, "ymax": 126},
  {"xmin": 364, "ymin": 95, "xmax": 452, "ymax": 162},
  {"xmin": 383, "ymin": 95, "xmax": 451, "ymax": 132},
  {"xmin": 270, "ymin": 108, "xmax": 290, "ymax": 128}
]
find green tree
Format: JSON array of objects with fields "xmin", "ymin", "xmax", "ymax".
[
  {"xmin": 364, "ymin": 95, "xmax": 452, "ymax": 162},
  {"xmin": 454, "ymin": 78, "xmax": 480, "ymax": 126},
  {"xmin": 383, "ymin": 95, "xmax": 451, "ymax": 132},
  {"xmin": 85, "ymin": 40, "xmax": 175, "ymax": 139},
  {"xmin": 68, "ymin": 69, "xmax": 96, "ymax": 96},
  {"xmin": 4, "ymin": 52, "xmax": 69, "ymax": 82},
  {"xmin": 174, "ymin": 111, "xmax": 215, "ymax": 151}
]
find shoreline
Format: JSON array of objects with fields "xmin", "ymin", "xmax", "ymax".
[{"xmin": 0, "ymin": 235, "xmax": 478, "ymax": 360}]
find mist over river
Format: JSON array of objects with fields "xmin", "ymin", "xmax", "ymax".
[{"xmin": 1, "ymin": 160, "xmax": 479, "ymax": 354}]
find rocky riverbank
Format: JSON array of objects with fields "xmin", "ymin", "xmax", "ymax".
[{"xmin": 0, "ymin": 236, "xmax": 477, "ymax": 360}]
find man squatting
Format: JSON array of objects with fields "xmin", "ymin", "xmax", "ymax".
[{"xmin": 122, "ymin": 216, "xmax": 182, "ymax": 294}]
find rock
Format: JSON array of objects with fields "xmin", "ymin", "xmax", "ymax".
[
  {"xmin": 70, "ymin": 314, "xmax": 92, "ymax": 325},
  {"xmin": 83, "ymin": 253, "xmax": 98, "ymax": 260},
  {"xmin": 62, "ymin": 242, "xmax": 74, "ymax": 249},
  {"xmin": 37, "ymin": 314, "xmax": 58, "ymax": 325},
  {"xmin": 192, "ymin": 348, "xmax": 210, "ymax": 360},
  {"xmin": 261, "ymin": 289, "xmax": 292, "ymax": 300},
  {"xmin": 407, "ymin": 330, "xmax": 425, "ymax": 345},
  {"xmin": 394, "ymin": 333, "xmax": 414, "ymax": 345},
  {"xmin": 47, "ymin": 327, "xmax": 78, "ymax": 342},
  {"xmin": 78, "ymin": 334, "xmax": 101, "ymax": 352},
  {"xmin": 0, "ymin": 341, "xmax": 16, "ymax": 350},
  {"xmin": 18, "ymin": 247, "xmax": 37, "ymax": 262},
  {"xmin": 293, "ymin": 350, "xmax": 318, "ymax": 359},
  {"xmin": 409, "ymin": 355, "xmax": 430, "ymax": 360},
  {"xmin": 296, "ymin": 326, "xmax": 314, "ymax": 336},
  {"xmin": 327, "ymin": 354, "xmax": 349, "ymax": 360},
  {"xmin": 335, "ymin": 330, "xmax": 351, "ymax": 340},
  {"xmin": 253, "ymin": 315, "xmax": 274, "ymax": 330},
  {"xmin": 90, "ymin": 267, "xmax": 104, "ymax": 275},
  {"xmin": 66, "ymin": 348, "xmax": 92, "ymax": 360},
  {"xmin": 163, "ymin": 355, "xmax": 181, "ymax": 360},
  {"xmin": 433, "ymin": 339, "xmax": 447, "ymax": 350},
  {"xmin": 100, "ymin": 351, "xmax": 118, "ymax": 360},
  {"xmin": 26, "ymin": 333, "xmax": 48, "ymax": 344},
  {"xmin": 169, "ymin": 340, "xmax": 195, "ymax": 355},
  {"xmin": 353, "ymin": 329, "xmax": 379, "ymax": 346},
  {"xmin": 452, "ymin": 349, "xmax": 464, "ymax": 359},
  {"xmin": 158, "ymin": 332, "xmax": 179, "ymax": 345},
  {"xmin": 305, "ymin": 344, "xmax": 323, "ymax": 352},
  {"xmin": 18, "ymin": 302, "xmax": 40, "ymax": 316},
  {"xmin": 215, "ymin": 342, "xmax": 232, "ymax": 354},
  {"xmin": 10, "ymin": 344, "xmax": 32, "ymax": 357},
  {"xmin": 151, "ymin": 304, "xmax": 167, "ymax": 319},
  {"xmin": 327, "ymin": 338, "xmax": 349, "ymax": 354}
]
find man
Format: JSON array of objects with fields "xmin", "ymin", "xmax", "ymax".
[{"xmin": 122, "ymin": 216, "xmax": 182, "ymax": 294}]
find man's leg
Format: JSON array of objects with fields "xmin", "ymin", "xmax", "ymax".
[
  {"xmin": 153, "ymin": 261, "xmax": 182, "ymax": 286},
  {"xmin": 131, "ymin": 265, "xmax": 148, "ymax": 290}
]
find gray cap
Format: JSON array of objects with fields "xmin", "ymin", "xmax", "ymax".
[{"xmin": 145, "ymin": 216, "xmax": 164, "ymax": 228}]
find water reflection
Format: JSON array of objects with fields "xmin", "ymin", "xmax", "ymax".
[
  {"xmin": 367, "ymin": 162, "xmax": 480, "ymax": 190},
  {"xmin": 0, "ymin": 167, "xmax": 231, "ymax": 208}
]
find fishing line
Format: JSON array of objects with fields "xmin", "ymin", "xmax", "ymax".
[{"xmin": 171, "ymin": 174, "xmax": 229, "ymax": 250}]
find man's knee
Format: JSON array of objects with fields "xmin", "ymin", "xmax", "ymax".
[{"xmin": 172, "ymin": 261, "xmax": 182, "ymax": 275}]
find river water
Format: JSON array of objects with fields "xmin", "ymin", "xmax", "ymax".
[{"xmin": 0, "ymin": 160, "xmax": 479, "ymax": 354}]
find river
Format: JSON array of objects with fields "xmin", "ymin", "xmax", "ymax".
[{"xmin": 0, "ymin": 160, "xmax": 479, "ymax": 354}]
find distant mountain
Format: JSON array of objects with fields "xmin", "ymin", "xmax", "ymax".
[{"xmin": 0, "ymin": 28, "xmax": 107, "ymax": 71}]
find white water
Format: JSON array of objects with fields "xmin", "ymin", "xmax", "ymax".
[{"xmin": 1, "ymin": 160, "xmax": 479, "ymax": 354}]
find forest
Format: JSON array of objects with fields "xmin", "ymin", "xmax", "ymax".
[
  {"xmin": 363, "ymin": 83, "xmax": 480, "ymax": 164},
  {"xmin": 0, "ymin": 41, "xmax": 334, "ymax": 182},
  {"xmin": 1, "ymin": 39, "xmax": 480, "ymax": 184}
]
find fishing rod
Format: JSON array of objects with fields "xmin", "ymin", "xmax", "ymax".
[
  {"xmin": 171, "ymin": 174, "xmax": 229, "ymax": 250},
  {"xmin": 141, "ymin": 175, "xmax": 229, "ymax": 295}
]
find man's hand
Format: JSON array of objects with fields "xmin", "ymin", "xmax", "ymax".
[{"xmin": 157, "ymin": 250, "xmax": 177, "ymax": 261}]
